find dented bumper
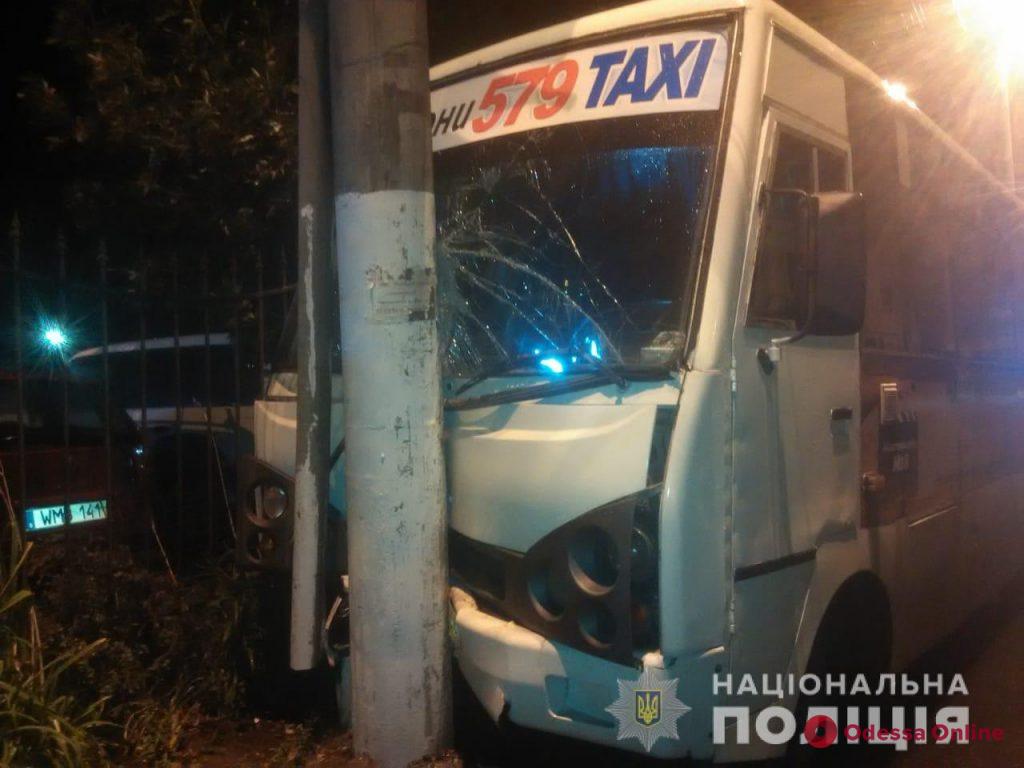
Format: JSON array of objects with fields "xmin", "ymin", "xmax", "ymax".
[{"xmin": 450, "ymin": 588, "xmax": 719, "ymax": 760}]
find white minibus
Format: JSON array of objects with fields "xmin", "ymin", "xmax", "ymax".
[{"xmin": 243, "ymin": 1, "xmax": 1024, "ymax": 759}]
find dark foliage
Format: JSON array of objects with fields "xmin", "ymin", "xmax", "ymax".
[
  {"xmin": 16, "ymin": 0, "xmax": 297, "ymax": 269},
  {"xmin": 24, "ymin": 540, "xmax": 283, "ymax": 763}
]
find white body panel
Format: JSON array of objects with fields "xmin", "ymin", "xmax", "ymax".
[
  {"xmin": 254, "ymin": 372, "xmax": 347, "ymax": 511},
  {"xmin": 253, "ymin": 0, "xmax": 1024, "ymax": 760},
  {"xmin": 127, "ymin": 404, "xmax": 253, "ymax": 433},
  {"xmin": 71, "ymin": 335, "xmax": 253, "ymax": 433},
  {"xmin": 432, "ymin": 1, "xmax": 1024, "ymax": 761},
  {"xmin": 448, "ymin": 400, "xmax": 660, "ymax": 552}
]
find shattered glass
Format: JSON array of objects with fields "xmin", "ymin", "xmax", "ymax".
[{"xmin": 435, "ymin": 111, "xmax": 721, "ymax": 383}]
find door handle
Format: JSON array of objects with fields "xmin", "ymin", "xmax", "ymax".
[{"xmin": 830, "ymin": 406, "xmax": 853, "ymax": 422}]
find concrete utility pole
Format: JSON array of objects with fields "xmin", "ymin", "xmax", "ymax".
[
  {"xmin": 328, "ymin": 1, "xmax": 451, "ymax": 765},
  {"xmin": 291, "ymin": 0, "xmax": 334, "ymax": 671}
]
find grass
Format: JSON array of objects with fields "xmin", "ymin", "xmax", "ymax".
[
  {"xmin": 0, "ymin": 456, "xmax": 298, "ymax": 766},
  {"xmin": 0, "ymin": 461, "xmax": 110, "ymax": 767},
  {"xmin": 23, "ymin": 536, "xmax": 280, "ymax": 765}
]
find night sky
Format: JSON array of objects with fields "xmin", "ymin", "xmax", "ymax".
[
  {"xmin": 0, "ymin": 1, "xmax": 633, "ymax": 367},
  {"xmin": 0, "ymin": 0, "xmax": 628, "ymax": 248},
  {"xmin": 1, "ymin": 0, "xmax": 1018, "ymax": 363},
  {"xmin": 4, "ymin": 0, "xmax": 1015, "ymax": 229},
  {"xmin": 2, "ymin": 1, "xmax": 63, "ymax": 223}
]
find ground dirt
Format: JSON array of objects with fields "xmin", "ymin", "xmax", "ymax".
[{"xmin": 161, "ymin": 717, "xmax": 465, "ymax": 768}]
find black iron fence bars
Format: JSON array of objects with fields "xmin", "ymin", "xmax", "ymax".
[{"xmin": 1, "ymin": 217, "xmax": 295, "ymax": 570}]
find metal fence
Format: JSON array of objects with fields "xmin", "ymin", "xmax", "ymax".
[{"xmin": 1, "ymin": 216, "xmax": 295, "ymax": 572}]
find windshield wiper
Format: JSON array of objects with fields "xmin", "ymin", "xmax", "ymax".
[
  {"xmin": 445, "ymin": 361, "xmax": 673, "ymax": 411},
  {"xmin": 450, "ymin": 351, "xmax": 562, "ymax": 397},
  {"xmin": 580, "ymin": 351, "xmax": 627, "ymax": 389}
]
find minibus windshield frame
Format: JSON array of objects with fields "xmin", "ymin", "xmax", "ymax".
[{"xmin": 433, "ymin": 19, "xmax": 737, "ymax": 400}]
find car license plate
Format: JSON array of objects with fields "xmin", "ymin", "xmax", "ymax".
[{"xmin": 24, "ymin": 500, "xmax": 108, "ymax": 532}]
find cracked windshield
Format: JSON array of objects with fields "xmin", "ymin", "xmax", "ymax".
[{"xmin": 432, "ymin": 27, "xmax": 730, "ymax": 386}]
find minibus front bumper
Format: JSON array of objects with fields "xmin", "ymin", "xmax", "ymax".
[{"xmin": 450, "ymin": 588, "xmax": 717, "ymax": 760}]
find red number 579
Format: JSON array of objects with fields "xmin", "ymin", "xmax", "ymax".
[{"xmin": 471, "ymin": 60, "xmax": 579, "ymax": 134}]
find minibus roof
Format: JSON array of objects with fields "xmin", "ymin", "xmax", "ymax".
[
  {"xmin": 431, "ymin": 0, "xmax": 746, "ymax": 82},
  {"xmin": 70, "ymin": 333, "xmax": 232, "ymax": 361},
  {"xmin": 430, "ymin": 0, "xmax": 1017, "ymax": 207}
]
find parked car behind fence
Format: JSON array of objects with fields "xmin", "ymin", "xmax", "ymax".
[{"xmin": 0, "ymin": 371, "xmax": 143, "ymax": 538}]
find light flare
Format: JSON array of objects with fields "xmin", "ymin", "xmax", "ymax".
[
  {"xmin": 42, "ymin": 327, "xmax": 68, "ymax": 349},
  {"xmin": 539, "ymin": 357, "xmax": 565, "ymax": 374},
  {"xmin": 883, "ymin": 79, "xmax": 918, "ymax": 110},
  {"xmin": 955, "ymin": 0, "xmax": 1024, "ymax": 78}
]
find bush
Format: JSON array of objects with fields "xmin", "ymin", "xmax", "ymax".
[{"xmin": 24, "ymin": 540, "xmax": 275, "ymax": 764}]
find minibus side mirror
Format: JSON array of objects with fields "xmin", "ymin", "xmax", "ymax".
[
  {"xmin": 761, "ymin": 188, "xmax": 866, "ymax": 339},
  {"xmin": 806, "ymin": 191, "xmax": 866, "ymax": 337}
]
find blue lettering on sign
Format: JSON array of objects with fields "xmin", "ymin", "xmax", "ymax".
[
  {"xmin": 586, "ymin": 38, "xmax": 717, "ymax": 108},
  {"xmin": 603, "ymin": 47, "xmax": 649, "ymax": 105},
  {"xmin": 684, "ymin": 38, "xmax": 717, "ymax": 98},
  {"xmin": 645, "ymin": 41, "xmax": 700, "ymax": 101},
  {"xmin": 586, "ymin": 50, "xmax": 626, "ymax": 108}
]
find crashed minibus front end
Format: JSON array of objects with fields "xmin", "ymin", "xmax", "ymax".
[{"xmin": 434, "ymin": 2, "xmax": 740, "ymax": 758}]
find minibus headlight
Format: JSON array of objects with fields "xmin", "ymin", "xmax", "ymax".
[
  {"xmin": 246, "ymin": 530, "xmax": 277, "ymax": 561},
  {"xmin": 252, "ymin": 483, "xmax": 289, "ymax": 522},
  {"xmin": 578, "ymin": 601, "xmax": 617, "ymax": 648},
  {"xmin": 514, "ymin": 485, "xmax": 661, "ymax": 662},
  {"xmin": 451, "ymin": 486, "xmax": 661, "ymax": 663},
  {"xmin": 568, "ymin": 526, "xmax": 619, "ymax": 594},
  {"xmin": 527, "ymin": 559, "xmax": 566, "ymax": 620},
  {"xmin": 236, "ymin": 455, "xmax": 295, "ymax": 572}
]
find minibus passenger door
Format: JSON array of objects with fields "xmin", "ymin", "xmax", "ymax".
[
  {"xmin": 727, "ymin": 117, "xmax": 864, "ymax": 711},
  {"xmin": 739, "ymin": 124, "xmax": 862, "ymax": 559}
]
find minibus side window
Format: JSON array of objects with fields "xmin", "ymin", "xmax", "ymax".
[
  {"xmin": 817, "ymin": 148, "xmax": 848, "ymax": 192},
  {"xmin": 772, "ymin": 132, "xmax": 814, "ymax": 193},
  {"xmin": 747, "ymin": 132, "xmax": 850, "ymax": 329}
]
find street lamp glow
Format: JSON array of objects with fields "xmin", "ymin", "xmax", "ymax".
[
  {"xmin": 882, "ymin": 79, "xmax": 918, "ymax": 110},
  {"xmin": 955, "ymin": 0, "xmax": 1020, "ymax": 186},
  {"xmin": 955, "ymin": 0, "xmax": 1024, "ymax": 77},
  {"xmin": 42, "ymin": 327, "xmax": 68, "ymax": 349}
]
